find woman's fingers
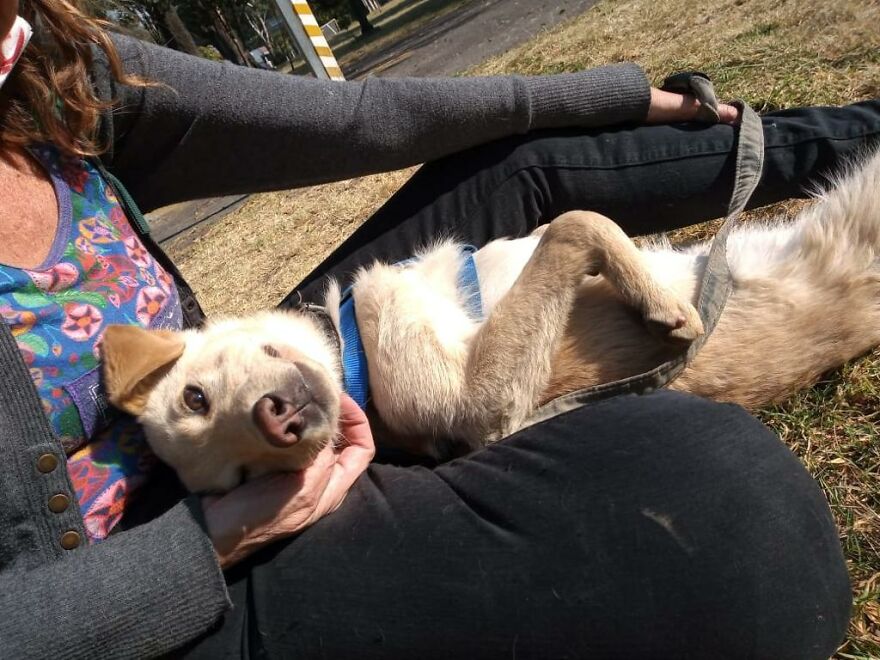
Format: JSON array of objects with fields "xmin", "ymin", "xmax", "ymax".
[
  {"xmin": 203, "ymin": 445, "xmax": 336, "ymax": 565},
  {"xmin": 336, "ymin": 392, "xmax": 376, "ymax": 453},
  {"xmin": 646, "ymin": 88, "xmax": 694, "ymax": 123},
  {"xmin": 716, "ymin": 102, "xmax": 742, "ymax": 124},
  {"xmin": 646, "ymin": 87, "xmax": 741, "ymax": 125},
  {"xmin": 204, "ymin": 394, "xmax": 375, "ymax": 567},
  {"xmin": 309, "ymin": 394, "xmax": 375, "ymax": 520}
]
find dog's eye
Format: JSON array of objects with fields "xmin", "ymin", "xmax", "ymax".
[
  {"xmin": 183, "ymin": 386, "xmax": 209, "ymax": 413},
  {"xmin": 262, "ymin": 344, "xmax": 281, "ymax": 358}
]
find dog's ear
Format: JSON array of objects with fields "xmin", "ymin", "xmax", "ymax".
[{"xmin": 101, "ymin": 325, "xmax": 185, "ymax": 416}]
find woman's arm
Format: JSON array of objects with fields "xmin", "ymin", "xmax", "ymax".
[
  {"xmin": 0, "ymin": 498, "xmax": 230, "ymax": 659},
  {"xmin": 91, "ymin": 34, "xmax": 651, "ymax": 212},
  {"xmin": 0, "ymin": 387, "xmax": 370, "ymax": 659},
  {"xmin": 0, "ymin": 323, "xmax": 229, "ymax": 657}
]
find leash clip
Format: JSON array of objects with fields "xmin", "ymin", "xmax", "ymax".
[{"xmin": 287, "ymin": 291, "xmax": 343, "ymax": 358}]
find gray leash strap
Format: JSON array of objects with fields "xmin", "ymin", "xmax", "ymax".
[
  {"xmin": 528, "ymin": 102, "xmax": 765, "ymax": 425},
  {"xmin": 661, "ymin": 71, "xmax": 722, "ymax": 123}
]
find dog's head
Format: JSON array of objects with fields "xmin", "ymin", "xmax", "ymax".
[{"xmin": 101, "ymin": 310, "xmax": 342, "ymax": 493}]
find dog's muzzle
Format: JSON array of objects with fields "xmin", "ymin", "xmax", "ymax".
[{"xmin": 252, "ymin": 390, "xmax": 310, "ymax": 448}]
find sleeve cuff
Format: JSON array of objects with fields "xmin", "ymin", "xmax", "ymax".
[{"xmin": 522, "ymin": 62, "xmax": 652, "ymax": 129}]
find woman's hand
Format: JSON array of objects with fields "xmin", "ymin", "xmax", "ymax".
[
  {"xmin": 646, "ymin": 87, "xmax": 741, "ymax": 125},
  {"xmin": 203, "ymin": 393, "xmax": 375, "ymax": 569}
]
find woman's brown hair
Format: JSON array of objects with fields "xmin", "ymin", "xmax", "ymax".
[{"xmin": 0, "ymin": 0, "xmax": 146, "ymax": 157}]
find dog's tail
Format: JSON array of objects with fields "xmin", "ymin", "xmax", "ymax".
[{"xmin": 748, "ymin": 147, "xmax": 880, "ymax": 281}]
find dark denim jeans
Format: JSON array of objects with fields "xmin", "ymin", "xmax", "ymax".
[
  {"xmin": 186, "ymin": 393, "xmax": 849, "ymax": 659},
  {"xmin": 289, "ymin": 99, "xmax": 880, "ymax": 301},
  {"xmin": 185, "ymin": 101, "xmax": 880, "ymax": 658}
]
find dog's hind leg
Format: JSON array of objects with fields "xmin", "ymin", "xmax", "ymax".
[{"xmin": 461, "ymin": 210, "xmax": 704, "ymax": 441}]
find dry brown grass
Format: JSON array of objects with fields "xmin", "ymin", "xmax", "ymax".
[
  {"xmin": 331, "ymin": 0, "xmax": 473, "ymax": 70},
  {"xmin": 165, "ymin": 168, "xmax": 415, "ymax": 315},
  {"xmin": 166, "ymin": 0, "xmax": 880, "ymax": 654},
  {"xmin": 470, "ymin": 0, "xmax": 880, "ymax": 108}
]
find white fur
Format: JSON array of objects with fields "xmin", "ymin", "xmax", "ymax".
[
  {"xmin": 132, "ymin": 149, "xmax": 880, "ymax": 483},
  {"xmin": 347, "ymin": 149, "xmax": 880, "ymax": 441},
  {"xmin": 139, "ymin": 311, "xmax": 343, "ymax": 492}
]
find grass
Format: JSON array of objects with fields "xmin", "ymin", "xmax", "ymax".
[
  {"xmin": 165, "ymin": 169, "xmax": 415, "ymax": 315},
  {"xmin": 166, "ymin": 0, "xmax": 880, "ymax": 654}
]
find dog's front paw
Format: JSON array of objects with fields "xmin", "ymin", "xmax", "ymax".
[{"xmin": 642, "ymin": 295, "xmax": 704, "ymax": 345}]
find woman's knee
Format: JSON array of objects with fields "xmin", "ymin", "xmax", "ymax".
[
  {"xmin": 224, "ymin": 392, "xmax": 850, "ymax": 659},
  {"xmin": 491, "ymin": 391, "xmax": 851, "ymax": 658}
]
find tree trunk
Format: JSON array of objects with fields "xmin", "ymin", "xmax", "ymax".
[
  {"xmin": 348, "ymin": 0, "xmax": 376, "ymax": 36},
  {"xmin": 245, "ymin": 9, "xmax": 272, "ymax": 51},
  {"xmin": 211, "ymin": 8, "xmax": 251, "ymax": 65},
  {"xmin": 163, "ymin": 5, "xmax": 201, "ymax": 56},
  {"xmin": 228, "ymin": 6, "xmax": 258, "ymax": 62},
  {"xmin": 137, "ymin": 4, "xmax": 174, "ymax": 47}
]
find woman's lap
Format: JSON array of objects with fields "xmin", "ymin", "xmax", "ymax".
[
  {"xmin": 205, "ymin": 102, "xmax": 878, "ymax": 658},
  {"xmin": 184, "ymin": 392, "xmax": 849, "ymax": 659},
  {"xmin": 288, "ymin": 99, "xmax": 880, "ymax": 303}
]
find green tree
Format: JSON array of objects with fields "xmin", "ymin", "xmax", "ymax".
[
  {"xmin": 95, "ymin": 1, "xmax": 252, "ymax": 64},
  {"xmin": 243, "ymin": 1, "xmax": 293, "ymax": 65},
  {"xmin": 95, "ymin": 0, "xmax": 304, "ymax": 66}
]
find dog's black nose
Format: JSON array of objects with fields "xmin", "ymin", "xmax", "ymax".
[{"xmin": 252, "ymin": 394, "xmax": 306, "ymax": 448}]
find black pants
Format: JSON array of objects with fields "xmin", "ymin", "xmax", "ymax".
[
  {"xmin": 287, "ymin": 99, "xmax": 880, "ymax": 302},
  {"xmin": 188, "ymin": 101, "xmax": 880, "ymax": 659}
]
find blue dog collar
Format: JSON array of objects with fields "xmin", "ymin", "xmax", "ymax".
[{"xmin": 338, "ymin": 246, "xmax": 483, "ymax": 409}]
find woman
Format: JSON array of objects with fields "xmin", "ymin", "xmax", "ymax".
[{"xmin": 1, "ymin": 1, "xmax": 877, "ymax": 657}]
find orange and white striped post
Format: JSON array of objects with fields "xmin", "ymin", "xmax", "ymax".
[{"xmin": 273, "ymin": 0, "xmax": 345, "ymax": 81}]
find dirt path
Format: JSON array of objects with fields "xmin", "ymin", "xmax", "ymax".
[
  {"xmin": 149, "ymin": 0, "xmax": 597, "ymax": 242},
  {"xmin": 347, "ymin": 0, "xmax": 597, "ymax": 78}
]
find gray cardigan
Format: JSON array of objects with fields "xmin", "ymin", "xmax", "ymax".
[{"xmin": 0, "ymin": 34, "xmax": 650, "ymax": 658}]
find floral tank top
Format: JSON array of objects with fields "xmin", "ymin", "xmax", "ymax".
[{"xmin": 0, "ymin": 145, "xmax": 182, "ymax": 542}]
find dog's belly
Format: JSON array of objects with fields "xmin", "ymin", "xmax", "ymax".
[
  {"xmin": 357, "ymin": 237, "xmax": 704, "ymax": 444},
  {"xmin": 540, "ymin": 279, "xmax": 685, "ymax": 405},
  {"xmin": 475, "ymin": 240, "xmax": 702, "ymax": 406}
]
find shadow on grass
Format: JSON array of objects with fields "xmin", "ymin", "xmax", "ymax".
[
  {"xmin": 289, "ymin": 0, "xmax": 477, "ymax": 77},
  {"xmin": 339, "ymin": 0, "xmax": 481, "ymax": 69}
]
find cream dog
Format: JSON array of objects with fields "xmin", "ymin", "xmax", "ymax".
[{"xmin": 102, "ymin": 150, "xmax": 880, "ymax": 492}]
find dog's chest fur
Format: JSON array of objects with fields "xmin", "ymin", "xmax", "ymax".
[
  {"xmin": 341, "ymin": 148, "xmax": 880, "ymax": 454},
  {"xmin": 343, "ymin": 235, "xmax": 701, "ymax": 454}
]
